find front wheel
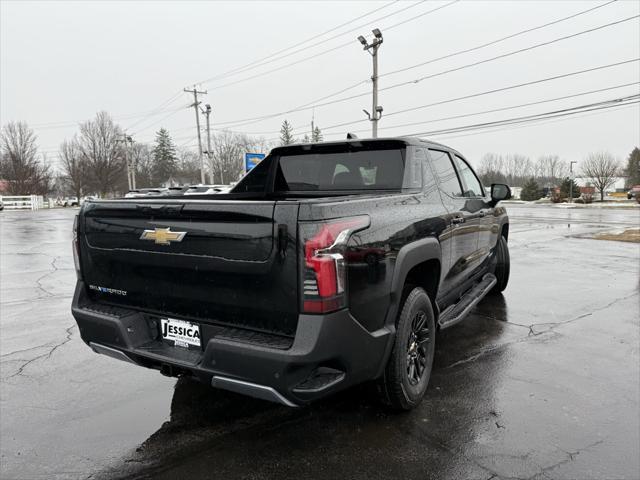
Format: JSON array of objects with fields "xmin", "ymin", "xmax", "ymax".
[
  {"xmin": 491, "ymin": 235, "xmax": 510, "ymax": 293},
  {"xmin": 378, "ymin": 287, "xmax": 436, "ymax": 410}
]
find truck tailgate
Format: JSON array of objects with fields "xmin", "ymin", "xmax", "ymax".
[{"xmin": 79, "ymin": 200, "xmax": 299, "ymax": 336}]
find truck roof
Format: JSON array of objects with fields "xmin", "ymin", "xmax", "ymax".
[{"xmin": 269, "ymin": 136, "xmax": 460, "ymax": 157}]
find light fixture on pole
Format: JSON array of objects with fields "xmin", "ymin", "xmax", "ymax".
[{"xmin": 357, "ymin": 28, "xmax": 383, "ymax": 138}]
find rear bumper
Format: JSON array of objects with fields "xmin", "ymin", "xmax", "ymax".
[{"xmin": 71, "ymin": 281, "xmax": 393, "ymax": 406}]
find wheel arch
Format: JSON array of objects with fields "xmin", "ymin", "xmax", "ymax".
[
  {"xmin": 501, "ymin": 222, "xmax": 509, "ymax": 242},
  {"xmin": 374, "ymin": 237, "xmax": 441, "ymax": 381},
  {"xmin": 385, "ymin": 237, "xmax": 441, "ymax": 328}
]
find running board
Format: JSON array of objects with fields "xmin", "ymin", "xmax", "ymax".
[{"xmin": 438, "ymin": 273, "xmax": 497, "ymax": 330}]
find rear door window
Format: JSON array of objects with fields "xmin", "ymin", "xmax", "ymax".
[
  {"xmin": 428, "ymin": 149, "xmax": 463, "ymax": 197},
  {"xmin": 275, "ymin": 149, "xmax": 405, "ymax": 191},
  {"xmin": 452, "ymin": 155, "xmax": 484, "ymax": 197}
]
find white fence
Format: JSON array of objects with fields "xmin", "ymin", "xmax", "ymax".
[{"xmin": 0, "ymin": 195, "xmax": 45, "ymax": 211}]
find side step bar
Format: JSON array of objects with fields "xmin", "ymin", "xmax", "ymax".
[{"xmin": 438, "ymin": 273, "xmax": 497, "ymax": 330}]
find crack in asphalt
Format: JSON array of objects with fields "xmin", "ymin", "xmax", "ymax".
[
  {"xmin": 0, "ymin": 341, "xmax": 58, "ymax": 359},
  {"xmin": 34, "ymin": 255, "xmax": 62, "ymax": 297},
  {"xmin": 447, "ymin": 291, "xmax": 638, "ymax": 369},
  {"xmin": 534, "ymin": 439, "xmax": 606, "ymax": 479},
  {"xmin": 3, "ymin": 325, "xmax": 76, "ymax": 380},
  {"xmin": 2, "ymin": 295, "xmax": 74, "ymax": 307}
]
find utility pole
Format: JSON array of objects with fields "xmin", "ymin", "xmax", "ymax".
[
  {"xmin": 357, "ymin": 28, "xmax": 383, "ymax": 138},
  {"xmin": 311, "ymin": 108, "xmax": 315, "ymax": 141},
  {"xmin": 118, "ymin": 133, "xmax": 134, "ymax": 190},
  {"xmin": 184, "ymin": 85, "xmax": 208, "ymax": 184},
  {"xmin": 128, "ymin": 135, "xmax": 136, "ymax": 190},
  {"xmin": 569, "ymin": 160, "xmax": 578, "ymax": 203},
  {"xmin": 201, "ymin": 104, "xmax": 214, "ymax": 184}
]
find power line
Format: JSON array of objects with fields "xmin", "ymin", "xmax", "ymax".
[
  {"xmin": 30, "ymin": 93, "xmax": 186, "ymax": 131},
  {"xmin": 123, "ymin": 92, "xmax": 186, "ymax": 131},
  {"xmin": 377, "ymin": 14, "xmax": 640, "ymax": 93},
  {"xmin": 314, "ymin": 58, "xmax": 640, "ymax": 134},
  {"xmin": 428, "ymin": 102, "xmax": 638, "ymax": 142},
  {"xmin": 202, "ymin": 0, "xmax": 460, "ymax": 92},
  {"xmin": 211, "ymin": 16, "xmax": 638, "ymax": 130},
  {"xmin": 130, "ymin": 104, "xmax": 190, "ymax": 136},
  {"xmin": 340, "ymin": 82, "xmax": 640, "ymax": 135},
  {"xmin": 379, "ymin": 0, "xmax": 618, "ymax": 79},
  {"xmin": 197, "ymin": 0, "xmax": 402, "ymax": 84},
  {"xmin": 405, "ymin": 95, "xmax": 639, "ymax": 137}
]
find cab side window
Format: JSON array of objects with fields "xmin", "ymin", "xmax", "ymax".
[
  {"xmin": 428, "ymin": 149, "xmax": 463, "ymax": 197},
  {"xmin": 452, "ymin": 155, "xmax": 484, "ymax": 197}
]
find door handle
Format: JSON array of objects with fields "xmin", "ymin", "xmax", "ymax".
[{"xmin": 451, "ymin": 217, "xmax": 465, "ymax": 225}]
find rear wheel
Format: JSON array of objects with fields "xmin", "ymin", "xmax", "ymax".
[
  {"xmin": 491, "ymin": 235, "xmax": 510, "ymax": 293},
  {"xmin": 378, "ymin": 287, "xmax": 436, "ymax": 410}
]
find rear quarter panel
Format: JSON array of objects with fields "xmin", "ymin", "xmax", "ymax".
[{"xmin": 298, "ymin": 179, "xmax": 448, "ymax": 332}]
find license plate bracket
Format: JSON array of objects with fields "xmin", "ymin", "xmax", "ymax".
[{"xmin": 160, "ymin": 318, "xmax": 202, "ymax": 349}]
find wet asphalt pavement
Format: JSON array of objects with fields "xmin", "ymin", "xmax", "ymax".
[{"xmin": 1, "ymin": 204, "xmax": 639, "ymax": 480}]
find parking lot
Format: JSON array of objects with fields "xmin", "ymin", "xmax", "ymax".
[{"xmin": 1, "ymin": 204, "xmax": 638, "ymax": 480}]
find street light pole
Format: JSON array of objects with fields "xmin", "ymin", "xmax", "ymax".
[
  {"xmin": 569, "ymin": 161, "xmax": 577, "ymax": 203},
  {"xmin": 357, "ymin": 28, "xmax": 383, "ymax": 138}
]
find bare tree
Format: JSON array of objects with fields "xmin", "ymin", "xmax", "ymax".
[
  {"xmin": 477, "ymin": 153, "xmax": 506, "ymax": 185},
  {"xmin": 0, "ymin": 121, "xmax": 51, "ymax": 195},
  {"xmin": 210, "ymin": 131, "xmax": 272, "ymax": 184},
  {"xmin": 176, "ymin": 148, "xmax": 202, "ymax": 184},
  {"xmin": 581, "ymin": 151, "xmax": 620, "ymax": 201},
  {"xmin": 77, "ymin": 112, "xmax": 125, "ymax": 196},
  {"xmin": 536, "ymin": 155, "xmax": 567, "ymax": 185},
  {"xmin": 59, "ymin": 137, "xmax": 90, "ymax": 198},
  {"xmin": 130, "ymin": 143, "xmax": 154, "ymax": 188}
]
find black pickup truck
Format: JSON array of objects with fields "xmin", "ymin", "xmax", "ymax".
[{"xmin": 71, "ymin": 137, "xmax": 511, "ymax": 410}]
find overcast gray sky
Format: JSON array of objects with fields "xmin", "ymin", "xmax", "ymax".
[{"xmin": 1, "ymin": 0, "xmax": 639, "ymax": 171}]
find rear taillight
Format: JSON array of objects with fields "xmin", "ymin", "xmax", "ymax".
[
  {"xmin": 72, "ymin": 214, "xmax": 82, "ymax": 280},
  {"xmin": 300, "ymin": 216, "xmax": 369, "ymax": 314}
]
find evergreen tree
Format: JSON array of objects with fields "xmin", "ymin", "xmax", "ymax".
[
  {"xmin": 151, "ymin": 128, "xmax": 177, "ymax": 185},
  {"xmin": 625, "ymin": 147, "xmax": 640, "ymax": 187},
  {"xmin": 279, "ymin": 120, "xmax": 296, "ymax": 145},
  {"xmin": 312, "ymin": 126, "xmax": 323, "ymax": 142},
  {"xmin": 301, "ymin": 134, "xmax": 310, "ymax": 143},
  {"xmin": 520, "ymin": 177, "xmax": 541, "ymax": 201},
  {"xmin": 559, "ymin": 177, "xmax": 581, "ymax": 199}
]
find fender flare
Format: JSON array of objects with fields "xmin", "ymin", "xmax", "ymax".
[
  {"xmin": 374, "ymin": 237, "xmax": 441, "ymax": 378},
  {"xmin": 385, "ymin": 237, "xmax": 441, "ymax": 327}
]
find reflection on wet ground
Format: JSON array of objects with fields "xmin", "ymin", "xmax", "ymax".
[{"xmin": 1, "ymin": 205, "xmax": 639, "ymax": 480}]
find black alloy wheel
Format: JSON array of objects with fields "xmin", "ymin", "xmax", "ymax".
[{"xmin": 406, "ymin": 311, "xmax": 431, "ymax": 386}]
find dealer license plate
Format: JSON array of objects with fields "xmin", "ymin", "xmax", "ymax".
[{"xmin": 160, "ymin": 318, "xmax": 201, "ymax": 349}]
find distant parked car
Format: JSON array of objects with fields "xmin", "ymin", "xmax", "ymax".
[
  {"xmin": 626, "ymin": 185, "xmax": 640, "ymax": 199},
  {"xmin": 62, "ymin": 197, "xmax": 79, "ymax": 207},
  {"xmin": 124, "ymin": 188, "xmax": 166, "ymax": 198},
  {"xmin": 183, "ymin": 185, "xmax": 228, "ymax": 195},
  {"xmin": 161, "ymin": 186, "xmax": 190, "ymax": 196}
]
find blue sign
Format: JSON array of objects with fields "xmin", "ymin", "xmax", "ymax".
[{"xmin": 245, "ymin": 153, "xmax": 265, "ymax": 172}]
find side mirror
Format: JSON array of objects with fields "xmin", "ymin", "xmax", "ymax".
[{"xmin": 491, "ymin": 183, "xmax": 511, "ymax": 205}]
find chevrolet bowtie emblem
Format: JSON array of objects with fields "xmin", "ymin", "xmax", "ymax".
[{"xmin": 140, "ymin": 227, "xmax": 186, "ymax": 245}]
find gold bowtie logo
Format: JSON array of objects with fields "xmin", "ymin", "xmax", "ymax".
[{"xmin": 140, "ymin": 227, "xmax": 186, "ymax": 245}]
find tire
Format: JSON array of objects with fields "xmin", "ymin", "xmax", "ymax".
[
  {"xmin": 491, "ymin": 235, "xmax": 510, "ymax": 293},
  {"xmin": 378, "ymin": 287, "xmax": 436, "ymax": 410}
]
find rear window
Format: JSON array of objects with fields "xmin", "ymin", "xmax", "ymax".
[{"xmin": 275, "ymin": 149, "xmax": 406, "ymax": 191}]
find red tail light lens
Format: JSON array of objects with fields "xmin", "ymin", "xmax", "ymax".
[{"xmin": 300, "ymin": 216, "xmax": 369, "ymax": 314}]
